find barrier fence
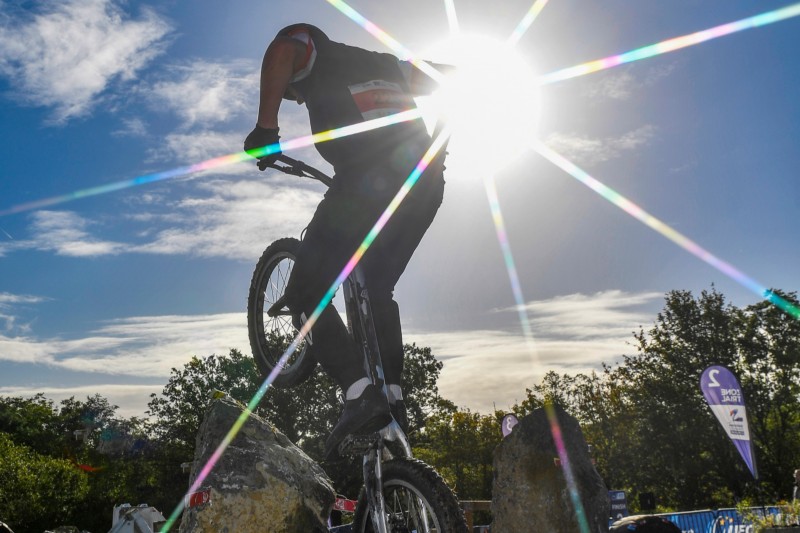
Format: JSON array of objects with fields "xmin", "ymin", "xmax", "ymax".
[
  {"xmin": 657, "ymin": 506, "xmax": 780, "ymax": 533},
  {"xmin": 329, "ymin": 505, "xmax": 784, "ymax": 532}
]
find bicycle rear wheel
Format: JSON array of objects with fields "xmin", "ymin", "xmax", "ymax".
[
  {"xmin": 353, "ymin": 458, "xmax": 468, "ymax": 533},
  {"xmin": 247, "ymin": 237, "xmax": 316, "ymax": 388}
]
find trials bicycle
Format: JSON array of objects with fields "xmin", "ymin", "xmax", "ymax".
[{"xmin": 247, "ymin": 154, "xmax": 467, "ymax": 533}]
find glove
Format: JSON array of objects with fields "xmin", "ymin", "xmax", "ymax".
[{"xmin": 244, "ymin": 126, "xmax": 281, "ymax": 169}]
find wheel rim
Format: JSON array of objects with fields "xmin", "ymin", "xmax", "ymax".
[
  {"xmin": 381, "ymin": 479, "xmax": 442, "ymax": 533},
  {"xmin": 259, "ymin": 251, "xmax": 309, "ymax": 373}
]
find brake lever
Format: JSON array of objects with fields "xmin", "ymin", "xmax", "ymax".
[{"xmin": 259, "ymin": 160, "xmax": 304, "ymax": 176}]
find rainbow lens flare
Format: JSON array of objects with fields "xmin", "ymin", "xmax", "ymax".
[
  {"xmin": 443, "ymin": 0, "xmax": 459, "ymax": 33},
  {"xmin": 484, "ymin": 176, "xmax": 537, "ymax": 354},
  {"xmin": 508, "ymin": 0, "xmax": 550, "ymax": 44},
  {"xmin": 540, "ymin": 2, "xmax": 800, "ymax": 84},
  {"xmin": 486, "ymin": 176, "xmax": 593, "ymax": 532},
  {"xmin": 15, "ymin": 1, "xmax": 797, "ymax": 530},
  {"xmin": 0, "ymin": 109, "xmax": 422, "ymax": 217},
  {"xmin": 159, "ymin": 127, "xmax": 451, "ymax": 533},
  {"xmin": 536, "ymin": 143, "xmax": 800, "ymax": 320},
  {"xmin": 325, "ymin": 0, "xmax": 445, "ymax": 83}
]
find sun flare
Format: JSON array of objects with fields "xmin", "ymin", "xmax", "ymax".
[{"xmin": 418, "ymin": 34, "xmax": 541, "ymax": 169}]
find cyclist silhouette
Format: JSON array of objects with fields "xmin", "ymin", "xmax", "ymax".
[{"xmin": 244, "ymin": 24, "xmax": 447, "ymax": 457}]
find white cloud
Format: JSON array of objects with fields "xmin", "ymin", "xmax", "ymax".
[
  {"xmin": 0, "ymin": 292, "xmax": 45, "ymax": 333},
  {"xmin": 544, "ymin": 125, "xmax": 656, "ymax": 166},
  {"xmin": 0, "ymin": 0, "xmax": 172, "ymax": 123},
  {"xmin": 583, "ymin": 64, "xmax": 677, "ymax": 101},
  {"xmin": 0, "ymin": 312, "xmax": 249, "ymax": 376},
  {"xmin": 584, "ymin": 71, "xmax": 637, "ymax": 101},
  {"xmin": 0, "ymin": 293, "xmax": 45, "ymax": 306},
  {"xmin": 0, "ymin": 310, "xmax": 248, "ymax": 419},
  {"xmin": 28, "ymin": 211, "xmax": 126, "ymax": 256},
  {"xmin": 510, "ymin": 290, "xmax": 661, "ymax": 340},
  {"xmin": 131, "ymin": 179, "xmax": 321, "ymax": 260},
  {"xmin": 147, "ymin": 60, "xmax": 257, "ymax": 128},
  {"xmin": 407, "ymin": 290, "xmax": 661, "ymax": 412},
  {"xmin": 1, "ymin": 290, "xmax": 662, "ymax": 417},
  {"xmin": 112, "ymin": 117, "xmax": 149, "ymax": 138},
  {"xmin": 9, "ymin": 178, "xmax": 322, "ymax": 261},
  {"xmin": 148, "ymin": 130, "xmax": 247, "ymax": 170},
  {"xmin": 0, "ymin": 383, "xmax": 164, "ymax": 419}
]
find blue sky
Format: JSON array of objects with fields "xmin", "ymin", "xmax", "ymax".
[{"xmin": 1, "ymin": 0, "xmax": 798, "ymax": 418}]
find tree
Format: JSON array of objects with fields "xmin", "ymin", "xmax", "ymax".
[
  {"xmin": 610, "ymin": 288, "xmax": 746, "ymax": 509},
  {"xmin": 401, "ymin": 343, "xmax": 447, "ymax": 435},
  {"xmin": 0, "ymin": 432, "xmax": 89, "ymax": 533},
  {"xmin": 507, "ymin": 287, "xmax": 800, "ymax": 511},
  {"xmin": 513, "ymin": 370, "xmax": 635, "ymax": 491},
  {"xmin": 0, "ymin": 394, "xmax": 62, "ymax": 455},
  {"xmin": 415, "ymin": 404, "xmax": 502, "ymax": 501},
  {"xmin": 737, "ymin": 289, "xmax": 800, "ymax": 499},
  {"xmin": 146, "ymin": 348, "xmax": 340, "ymax": 460}
]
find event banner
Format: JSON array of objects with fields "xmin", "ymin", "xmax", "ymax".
[{"xmin": 700, "ymin": 365, "xmax": 758, "ymax": 479}]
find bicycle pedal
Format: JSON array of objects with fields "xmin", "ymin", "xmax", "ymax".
[{"xmin": 338, "ymin": 432, "xmax": 381, "ymax": 456}]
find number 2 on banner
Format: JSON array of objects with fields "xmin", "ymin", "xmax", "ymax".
[{"xmin": 707, "ymin": 369, "xmax": 720, "ymax": 387}]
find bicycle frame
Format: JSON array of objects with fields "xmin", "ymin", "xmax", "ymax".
[
  {"xmin": 266, "ymin": 155, "xmax": 426, "ymax": 533},
  {"xmin": 345, "ymin": 265, "xmax": 425, "ymax": 533}
]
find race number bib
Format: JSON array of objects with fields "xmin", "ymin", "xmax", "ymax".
[{"xmin": 349, "ymin": 80, "xmax": 414, "ymax": 120}]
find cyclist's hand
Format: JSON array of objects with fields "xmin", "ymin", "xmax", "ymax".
[{"xmin": 244, "ymin": 125, "xmax": 281, "ymax": 170}]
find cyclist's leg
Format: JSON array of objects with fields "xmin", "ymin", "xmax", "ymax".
[
  {"xmin": 362, "ymin": 162, "xmax": 445, "ymax": 397},
  {"xmin": 283, "ymin": 170, "xmax": 394, "ymax": 453},
  {"xmin": 283, "ymin": 185, "xmax": 371, "ymax": 391}
]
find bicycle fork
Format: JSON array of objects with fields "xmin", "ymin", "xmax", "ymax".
[{"xmin": 364, "ymin": 446, "xmax": 390, "ymax": 533}]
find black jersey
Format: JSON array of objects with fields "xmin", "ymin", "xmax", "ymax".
[{"xmin": 277, "ymin": 24, "xmax": 432, "ymax": 171}]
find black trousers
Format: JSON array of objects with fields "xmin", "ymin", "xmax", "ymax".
[{"xmin": 284, "ymin": 154, "xmax": 445, "ymax": 391}]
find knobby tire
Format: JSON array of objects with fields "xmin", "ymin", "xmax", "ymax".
[
  {"xmin": 247, "ymin": 237, "xmax": 316, "ymax": 388},
  {"xmin": 353, "ymin": 458, "xmax": 468, "ymax": 533}
]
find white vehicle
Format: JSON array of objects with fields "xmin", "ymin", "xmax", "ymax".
[{"xmin": 108, "ymin": 504, "xmax": 166, "ymax": 533}]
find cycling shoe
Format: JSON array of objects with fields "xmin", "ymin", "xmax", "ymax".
[{"xmin": 325, "ymin": 384, "xmax": 391, "ymax": 460}]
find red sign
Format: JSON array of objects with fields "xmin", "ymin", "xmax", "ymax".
[
  {"xmin": 334, "ymin": 497, "xmax": 357, "ymax": 513},
  {"xmin": 186, "ymin": 489, "xmax": 211, "ymax": 508}
]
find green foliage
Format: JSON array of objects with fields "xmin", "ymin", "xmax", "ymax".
[
  {"xmin": 146, "ymin": 348, "xmax": 341, "ymax": 459},
  {"xmin": 415, "ymin": 405, "xmax": 502, "ymax": 500},
  {"xmin": 0, "ymin": 394, "xmax": 166, "ymax": 533},
  {"xmin": 0, "ymin": 394, "xmax": 62, "ymax": 455},
  {"xmin": 510, "ymin": 288, "xmax": 800, "ymax": 512},
  {"xmin": 2, "ymin": 286, "xmax": 798, "ymax": 525},
  {"xmin": 737, "ymin": 289, "xmax": 800, "ymax": 497},
  {"xmin": 0, "ymin": 432, "xmax": 89, "ymax": 532},
  {"xmin": 737, "ymin": 498, "xmax": 800, "ymax": 532}
]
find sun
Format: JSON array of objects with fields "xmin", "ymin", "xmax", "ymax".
[{"xmin": 417, "ymin": 33, "xmax": 542, "ymax": 172}]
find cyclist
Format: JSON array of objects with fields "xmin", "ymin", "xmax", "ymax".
[{"xmin": 244, "ymin": 24, "xmax": 447, "ymax": 458}]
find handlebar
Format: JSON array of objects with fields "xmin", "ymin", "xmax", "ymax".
[{"xmin": 259, "ymin": 154, "xmax": 333, "ymax": 188}]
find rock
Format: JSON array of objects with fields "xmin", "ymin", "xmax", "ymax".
[
  {"xmin": 179, "ymin": 394, "xmax": 335, "ymax": 533},
  {"xmin": 492, "ymin": 404, "xmax": 609, "ymax": 533}
]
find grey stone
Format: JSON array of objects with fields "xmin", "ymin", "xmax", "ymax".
[
  {"xmin": 179, "ymin": 394, "xmax": 335, "ymax": 533},
  {"xmin": 492, "ymin": 405, "xmax": 609, "ymax": 533}
]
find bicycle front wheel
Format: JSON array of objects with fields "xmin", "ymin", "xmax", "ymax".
[
  {"xmin": 353, "ymin": 458, "xmax": 468, "ymax": 533},
  {"xmin": 247, "ymin": 237, "xmax": 316, "ymax": 388}
]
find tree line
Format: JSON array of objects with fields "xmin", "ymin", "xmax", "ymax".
[{"xmin": 1, "ymin": 287, "xmax": 798, "ymax": 532}]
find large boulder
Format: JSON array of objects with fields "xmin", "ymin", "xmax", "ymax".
[
  {"xmin": 179, "ymin": 394, "xmax": 335, "ymax": 533},
  {"xmin": 492, "ymin": 404, "xmax": 609, "ymax": 533}
]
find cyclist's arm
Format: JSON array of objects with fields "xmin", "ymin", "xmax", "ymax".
[{"xmin": 256, "ymin": 36, "xmax": 308, "ymax": 129}]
